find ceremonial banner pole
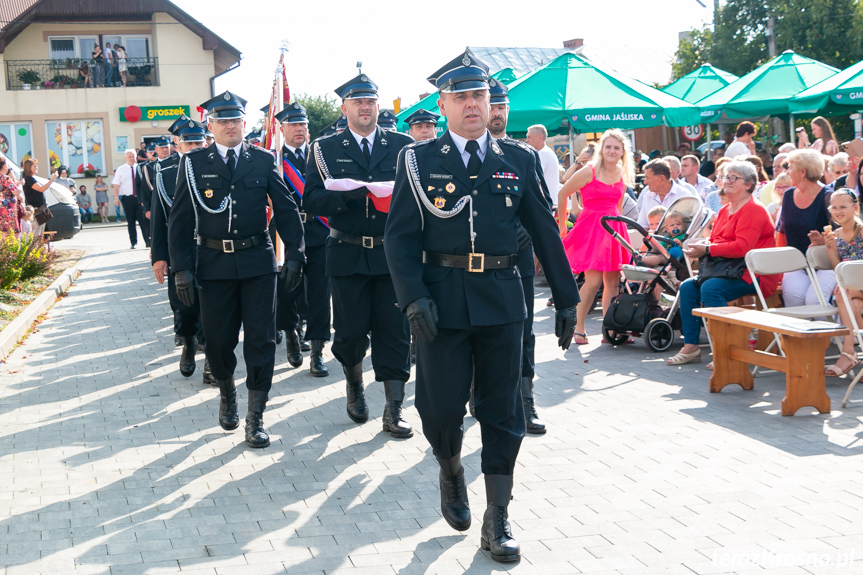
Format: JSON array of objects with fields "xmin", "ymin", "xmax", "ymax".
[{"xmin": 272, "ymin": 42, "xmax": 289, "ymax": 264}]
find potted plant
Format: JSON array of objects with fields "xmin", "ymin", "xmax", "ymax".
[
  {"xmin": 17, "ymin": 69, "xmax": 40, "ymax": 90},
  {"xmin": 42, "ymin": 81, "xmax": 55, "ymax": 89},
  {"xmin": 83, "ymin": 168, "xmax": 100, "ymax": 178}
]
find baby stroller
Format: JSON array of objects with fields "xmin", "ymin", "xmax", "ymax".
[{"xmin": 599, "ymin": 196, "xmax": 714, "ymax": 351}]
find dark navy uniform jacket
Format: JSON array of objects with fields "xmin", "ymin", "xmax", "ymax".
[
  {"xmin": 168, "ymin": 142, "xmax": 305, "ymax": 281},
  {"xmin": 303, "ymin": 126, "xmax": 413, "ymax": 276},
  {"xmin": 137, "ymin": 160, "xmax": 155, "ymax": 214},
  {"xmin": 150, "ymin": 152, "xmax": 181, "ymax": 264},
  {"xmin": 282, "ymin": 145, "xmax": 329, "ymax": 248},
  {"xmin": 384, "ymin": 130, "xmax": 579, "ymax": 330}
]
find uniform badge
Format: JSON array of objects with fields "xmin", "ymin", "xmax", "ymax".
[
  {"xmin": 427, "ymin": 185, "xmax": 435, "ymax": 192},
  {"xmin": 434, "ymin": 197, "xmax": 446, "ymax": 208},
  {"xmin": 462, "ymin": 55, "xmax": 471, "ymax": 67},
  {"xmin": 445, "ymin": 182, "xmax": 456, "ymax": 193},
  {"xmin": 505, "ymin": 195, "xmax": 512, "ymax": 207},
  {"xmin": 441, "ymin": 144, "xmax": 450, "ymax": 155},
  {"xmin": 342, "ymin": 139, "xmax": 350, "ymax": 147},
  {"xmin": 205, "ymin": 188, "xmax": 214, "ymax": 198},
  {"xmin": 381, "ymin": 139, "xmax": 388, "ymax": 147}
]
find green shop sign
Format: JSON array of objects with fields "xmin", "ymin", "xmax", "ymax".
[{"xmin": 120, "ymin": 105, "xmax": 191, "ymax": 122}]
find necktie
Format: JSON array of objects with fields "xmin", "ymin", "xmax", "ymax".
[
  {"xmin": 226, "ymin": 148, "xmax": 236, "ymax": 177},
  {"xmin": 296, "ymin": 148, "xmax": 304, "ymax": 163},
  {"xmin": 361, "ymin": 138, "xmax": 370, "ymax": 162},
  {"xmin": 465, "ymin": 140, "xmax": 481, "ymax": 178},
  {"xmin": 131, "ymin": 164, "xmax": 137, "ymax": 197}
]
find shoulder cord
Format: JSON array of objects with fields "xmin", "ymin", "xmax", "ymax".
[
  {"xmin": 155, "ymin": 162, "xmax": 172, "ymax": 210},
  {"xmin": 184, "ymin": 154, "xmax": 233, "ymax": 234},
  {"xmin": 405, "ymin": 148, "xmax": 474, "ymax": 247},
  {"xmin": 313, "ymin": 142, "xmax": 331, "ymax": 181}
]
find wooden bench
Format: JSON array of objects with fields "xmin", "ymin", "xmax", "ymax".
[{"xmin": 693, "ymin": 306, "xmax": 849, "ymax": 416}]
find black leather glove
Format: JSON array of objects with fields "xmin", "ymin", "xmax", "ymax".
[
  {"xmin": 174, "ymin": 270, "xmax": 200, "ymax": 307},
  {"xmin": 555, "ymin": 305, "xmax": 578, "ymax": 350},
  {"xmin": 280, "ymin": 260, "xmax": 304, "ymax": 293},
  {"xmin": 405, "ymin": 297, "xmax": 438, "ymax": 343},
  {"xmin": 516, "ymin": 223, "xmax": 532, "ymax": 251},
  {"xmin": 342, "ymin": 187, "xmax": 369, "ymax": 201}
]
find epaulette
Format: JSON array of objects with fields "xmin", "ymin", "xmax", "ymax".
[
  {"xmin": 405, "ymin": 138, "xmax": 435, "ymax": 150},
  {"xmin": 498, "ymin": 137, "xmax": 534, "ymax": 155},
  {"xmin": 186, "ymin": 146, "xmax": 208, "ymax": 156},
  {"xmin": 248, "ymin": 146, "xmax": 276, "ymax": 159}
]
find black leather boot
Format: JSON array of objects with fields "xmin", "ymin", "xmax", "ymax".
[
  {"xmin": 410, "ymin": 334, "xmax": 416, "ymax": 364},
  {"xmin": 275, "ymin": 329, "xmax": 283, "ymax": 345},
  {"xmin": 309, "ymin": 340, "xmax": 329, "ymax": 378},
  {"xmin": 245, "ymin": 390, "xmax": 270, "ymax": 448},
  {"xmin": 173, "ymin": 333, "xmax": 183, "ymax": 347},
  {"xmin": 202, "ymin": 359, "xmax": 216, "ymax": 385},
  {"xmin": 298, "ymin": 326, "xmax": 311, "ymax": 352},
  {"xmin": 437, "ymin": 453, "xmax": 471, "ymax": 531},
  {"xmin": 179, "ymin": 336, "xmax": 196, "ymax": 377},
  {"xmin": 382, "ymin": 380, "xmax": 412, "ymax": 438},
  {"xmin": 286, "ymin": 330, "xmax": 303, "ymax": 368},
  {"xmin": 480, "ymin": 475, "xmax": 520, "ymax": 563},
  {"xmin": 216, "ymin": 377, "xmax": 239, "ymax": 431},
  {"xmin": 344, "ymin": 363, "xmax": 368, "ymax": 423},
  {"xmin": 521, "ymin": 377, "xmax": 546, "ymax": 435}
]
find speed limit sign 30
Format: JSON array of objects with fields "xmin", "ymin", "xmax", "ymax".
[{"xmin": 681, "ymin": 125, "xmax": 703, "ymax": 141}]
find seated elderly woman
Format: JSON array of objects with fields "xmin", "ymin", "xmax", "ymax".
[
  {"xmin": 666, "ymin": 160, "xmax": 780, "ymax": 365},
  {"xmin": 775, "ymin": 148, "xmax": 835, "ymax": 307}
]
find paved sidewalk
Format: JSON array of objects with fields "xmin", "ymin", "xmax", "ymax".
[{"xmin": 2, "ymin": 225, "xmax": 863, "ymax": 575}]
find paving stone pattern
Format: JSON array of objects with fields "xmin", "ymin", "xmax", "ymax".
[{"xmin": 1, "ymin": 225, "xmax": 863, "ymax": 574}]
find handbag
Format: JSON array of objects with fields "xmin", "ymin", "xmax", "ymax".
[
  {"xmin": 34, "ymin": 204, "xmax": 53, "ymax": 225},
  {"xmin": 603, "ymin": 293, "xmax": 652, "ymax": 333},
  {"xmin": 696, "ymin": 255, "xmax": 746, "ymax": 284}
]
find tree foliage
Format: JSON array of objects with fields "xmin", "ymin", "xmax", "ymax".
[
  {"xmin": 293, "ymin": 93, "xmax": 342, "ymax": 139},
  {"xmin": 672, "ymin": 0, "xmax": 862, "ymax": 81}
]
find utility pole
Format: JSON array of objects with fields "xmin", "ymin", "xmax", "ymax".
[{"xmin": 767, "ymin": 15, "xmax": 784, "ymax": 144}]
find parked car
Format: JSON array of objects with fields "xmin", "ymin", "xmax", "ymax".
[{"xmin": 1, "ymin": 151, "xmax": 81, "ymax": 240}]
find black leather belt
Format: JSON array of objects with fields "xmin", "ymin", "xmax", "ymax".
[
  {"xmin": 299, "ymin": 212, "xmax": 307, "ymax": 223},
  {"xmin": 423, "ymin": 251, "xmax": 518, "ymax": 273},
  {"xmin": 197, "ymin": 232, "xmax": 268, "ymax": 253},
  {"xmin": 330, "ymin": 228, "xmax": 383, "ymax": 248}
]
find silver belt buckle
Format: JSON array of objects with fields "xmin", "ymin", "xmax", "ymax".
[
  {"xmin": 300, "ymin": 212, "xmax": 307, "ymax": 223},
  {"xmin": 468, "ymin": 253, "xmax": 485, "ymax": 272},
  {"xmin": 222, "ymin": 239, "xmax": 235, "ymax": 253},
  {"xmin": 362, "ymin": 236, "xmax": 374, "ymax": 249}
]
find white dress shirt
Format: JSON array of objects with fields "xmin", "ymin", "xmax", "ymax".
[
  {"xmin": 448, "ymin": 130, "xmax": 488, "ymax": 168},
  {"xmin": 111, "ymin": 163, "xmax": 136, "ymax": 196},
  {"xmin": 286, "ymin": 142, "xmax": 308, "ymax": 160},
  {"xmin": 215, "ymin": 142, "xmax": 243, "ymax": 169},
  {"xmin": 537, "ymin": 144, "xmax": 561, "ymax": 199},
  {"xmin": 636, "ymin": 181, "xmax": 694, "ymax": 227},
  {"xmin": 349, "ymin": 129, "xmax": 374, "ymax": 156}
]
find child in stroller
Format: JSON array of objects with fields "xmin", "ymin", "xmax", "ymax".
[{"xmin": 640, "ymin": 208, "xmax": 691, "ymax": 269}]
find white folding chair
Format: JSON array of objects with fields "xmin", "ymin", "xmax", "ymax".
[
  {"xmin": 806, "ymin": 245, "xmax": 844, "ymax": 356},
  {"xmin": 745, "ymin": 247, "xmax": 838, "ymax": 375},
  {"xmin": 834, "ymin": 261, "xmax": 863, "ymax": 407}
]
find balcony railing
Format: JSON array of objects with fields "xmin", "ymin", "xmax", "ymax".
[{"xmin": 5, "ymin": 58, "xmax": 159, "ymax": 91}]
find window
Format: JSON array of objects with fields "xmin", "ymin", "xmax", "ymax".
[
  {"xmin": 49, "ymin": 36, "xmax": 98, "ymax": 61},
  {"xmin": 45, "ymin": 120, "xmax": 105, "ymax": 177},
  {"xmin": 103, "ymin": 35, "xmax": 151, "ymax": 59},
  {"xmin": 0, "ymin": 123, "xmax": 34, "ymax": 167}
]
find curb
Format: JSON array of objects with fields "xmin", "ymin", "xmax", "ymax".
[{"xmin": 0, "ymin": 252, "xmax": 90, "ymax": 361}]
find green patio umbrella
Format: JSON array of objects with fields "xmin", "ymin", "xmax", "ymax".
[
  {"xmin": 789, "ymin": 59, "xmax": 863, "ymax": 115},
  {"xmin": 395, "ymin": 68, "xmax": 519, "ymax": 133},
  {"xmin": 504, "ymin": 53, "xmax": 701, "ymax": 135},
  {"xmin": 697, "ymin": 50, "xmax": 838, "ymax": 122},
  {"xmin": 662, "ymin": 63, "xmax": 738, "ymax": 104}
]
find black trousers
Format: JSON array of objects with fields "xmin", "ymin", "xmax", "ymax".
[
  {"xmin": 198, "ymin": 273, "xmax": 277, "ymax": 392},
  {"xmin": 330, "ymin": 273, "xmax": 410, "ymax": 382},
  {"xmin": 416, "ymin": 321, "xmax": 525, "ymax": 475},
  {"xmin": 167, "ymin": 269, "xmax": 204, "ymax": 342},
  {"xmin": 276, "ymin": 245, "xmax": 330, "ymax": 340},
  {"xmin": 521, "ymin": 275, "xmax": 535, "ymax": 379},
  {"xmin": 119, "ymin": 195, "xmax": 149, "ymax": 247}
]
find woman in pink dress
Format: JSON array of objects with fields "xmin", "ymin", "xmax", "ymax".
[{"xmin": 557, "ymin": 129, "xmax": 633, "ymax": 345}]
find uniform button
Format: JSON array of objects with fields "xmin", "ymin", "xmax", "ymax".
[
  {"xmin": 472, "ymin": 211, "xmax": 478, "ymax": 217},
  {"xmin": 371, "ymin": 214, "xmax": 376, "ymax": 219},
  {"xmin": 472, "ymin": 190, "xmax": 478, "ymax": 196},
  {"xmin": 231, "ymin": 185, "xmax": 235, "ymax": 190},
  {"xmin": 232, "ymin": 200, "xmax": 237, "ymax": 205},
  {"xmin": 368, "ymin": 176, "xmax": 373, "ymax": 181},
  {"xmin": 232, "ymin": 230, "xmax": 238, "ymax": 235},
  {"xmin": 337, "ymin": 207, "xmax": 342, "ymax": 211},
  {"xmin": 232, "ymin": 214, "xmax": 238, "ymax": 219}
]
